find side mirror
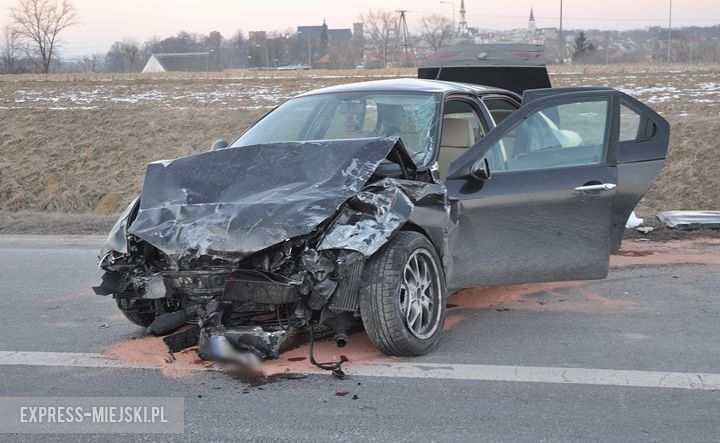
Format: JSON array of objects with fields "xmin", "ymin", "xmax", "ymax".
[
  {"xmin": 210, "ymin": 139, "xmax": 229, "ymax": 151},
  {"xmin": 447, "ymin": 157, "xmax": 491, "ymax": 181},
  {"xmin": 470, "ymin": 157, "xmax": 491, "ymax": 180}
]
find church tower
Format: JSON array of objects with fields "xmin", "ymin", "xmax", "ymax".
[
  {"xmin": 459, "ymin": 0, "xmax": 468, "ymax": 35},
  {"xmin": 528, "ymin": 8, "xmax": 536, "ymax": 34}
]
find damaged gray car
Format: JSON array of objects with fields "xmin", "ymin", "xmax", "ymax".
[{"xmin": 94, "ymin": 50, "xmax": 670, "ymax": 366}]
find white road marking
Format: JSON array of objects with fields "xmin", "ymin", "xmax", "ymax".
[
  {"xmin": 344, "ymin": 363, "xmax": 720, "ymax": 391},
  {"xmin": 0, "ymin": 351, "xmax": 161, "ymax": 370},
  {"xmin": 0, "ymin": 351, "xmax": 718, "ymax": 391}
]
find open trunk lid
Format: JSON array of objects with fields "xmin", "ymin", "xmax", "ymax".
[{"xmin": 418, "ymin": 44, "xmax": 551, "ymax": 95}]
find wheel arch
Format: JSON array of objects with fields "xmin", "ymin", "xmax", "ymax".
[{"xmin": 399, "ymin": 221, "xmax": 446, "ymax": 263}]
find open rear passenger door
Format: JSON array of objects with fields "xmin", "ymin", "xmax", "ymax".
[{"xmin": 442, "ymin": 89, "xmax": 669, "ymax": 291}]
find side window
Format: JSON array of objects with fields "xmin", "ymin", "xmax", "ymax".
[
  {"xmin": 620, "ymin": 103, "xmax": 641, "ymax": 142},
  {"xmin": 483, "ymin": 97, "xmax": 520, "ymax": 125},
  {"xmin": 485, "ymin": 99, "xmax": 609, "ymax": 172}
]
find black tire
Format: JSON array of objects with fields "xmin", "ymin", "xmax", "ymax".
[
  {"xmin": 115, "ymin": 297, "xmax": 156, "ymax": 327},
  {"xmin": 359, "ymin": 231, "xmax": 446, "ymax": 356}
]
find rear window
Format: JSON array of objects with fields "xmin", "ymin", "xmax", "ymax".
[
  {"xmin": 483, "ymin": 98, "xmax": 520, "ymax": 125},
  {"xmin": 620, "ymin": 103, "xmax": 641, "ymax": 142}
]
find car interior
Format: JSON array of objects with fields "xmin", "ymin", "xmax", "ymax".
[
  {"xmin": 437, "ymin": 100, "xmax": 485, "ymax": 178},
  {"xmin": 438, "ymin": 118, "xmax": 475, "ymax": 178},
  {"xmin": 486, "ymin": 102, "xmax": 607, "ymax": 172},
  {"xmin": 483, "ymin": 97, "xmax": 519, "ymax": 125}
]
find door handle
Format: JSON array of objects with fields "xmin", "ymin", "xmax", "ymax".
[{"xmin": 574, "ymin": 183, "xmax": 617, "ymax": 192}]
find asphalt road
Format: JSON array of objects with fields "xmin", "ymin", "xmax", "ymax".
[{"xmin": 0, "ymin": 235, "xmax": 718, "ymax": 442}]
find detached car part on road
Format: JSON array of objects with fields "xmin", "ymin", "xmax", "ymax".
[{"xmin": 94, "ymin": 51, "xmax": 670, "ymax": 364}]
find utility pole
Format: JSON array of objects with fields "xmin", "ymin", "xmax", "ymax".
[
  {"xmin": 393, "ymin": 10, "xmax": 413, "ymax": 67},
  {"xmin": 667, "ymin": 0, "xmax": 673, "ymax": 63},
  {"xmin": 559, "ymin": 0, "xmax": 564, "ymax": 63},
  {"xmin": 307, "ymin": 37, "xmax": 312, "ymax": 68},
  {"xmin": 605, "ymin": 31, "xmax": 610, "ymax": 64},
  {"xmin": 298, "ymin": 31, "xmax": 312, "ymax": 68}
]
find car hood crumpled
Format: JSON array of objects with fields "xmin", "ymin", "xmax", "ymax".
[{"xmin": 126, "ymin": 137, "xmax": 401, "ymax": 261}]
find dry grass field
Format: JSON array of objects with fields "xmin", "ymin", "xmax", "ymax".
[{"xmin": 0, "ymin": 64, "xmax": 718, "ymax": 232}]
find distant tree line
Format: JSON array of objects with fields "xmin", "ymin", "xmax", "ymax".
[
  {"xmin": 0, "ymin": 7, "xmax": 458, "ymax": 73},
  {"xmin": 570, "ymin": 25, "xmax": 720, "ymax": 64},
  {"xmin": 2, "ymin": 3, "xmax": 720, "ymax": 74},
  {"xmin": 65, "ymin": 10, "xmax": 454, "ymax": 73}
]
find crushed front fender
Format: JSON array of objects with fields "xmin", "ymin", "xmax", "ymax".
[
  {"xmin": 127, "ymin": 138, "xmax": 401, "ymax": 261},
  {"xmin": 318, "ymin": 177, "xmax": 449, "ymax": 257}
]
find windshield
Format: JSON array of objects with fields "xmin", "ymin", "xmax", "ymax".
[{"xmin": 231, "ymin": 92, "xmax": 441, "ymax": 164}]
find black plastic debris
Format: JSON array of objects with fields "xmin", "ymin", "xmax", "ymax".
[
  {"xmin": 92, "ymin": 271, "xmax": 125, "ymax": 296},
  {"xmin": 197, "ymin": 328, "xmax": 262, "ymax": 368},
  {"xmin": 223, "ymin": 327, "xmax": 287, "ymax": 360},
  {"xmin": 148, "ymin": 308, "xmax": 196, "ymax": 336},
  {"xmin": 163, "ymin": 325, "xmax": 201, "ymax": 353}
]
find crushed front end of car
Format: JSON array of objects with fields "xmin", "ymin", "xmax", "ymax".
[{"xmin": 93, "ymin": 137, "xmax": 449, "ymax": 371}]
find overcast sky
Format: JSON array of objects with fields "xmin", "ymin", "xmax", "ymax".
[{"xmin": 0, "ymin": 0, "xmax": 718, "ymax": 56}]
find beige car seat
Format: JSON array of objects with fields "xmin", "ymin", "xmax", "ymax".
[{"xmin": 438, "ymin": 117, "xmax": 475, "ymax": 178}]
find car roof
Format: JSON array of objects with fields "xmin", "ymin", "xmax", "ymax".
[{"xmin": 295, "ymin": 78, "xmax": 516, "ymax": 98}]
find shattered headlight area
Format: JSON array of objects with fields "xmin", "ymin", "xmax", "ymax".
[
  {"xmin": 97, "ymin": 232, "xmax": 366, "ymax": 375},
  {"xmin": 93, "ymin": 137, "xmax": 450, "ymax": 376}
]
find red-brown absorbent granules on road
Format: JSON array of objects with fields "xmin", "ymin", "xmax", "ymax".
[
  {"xmin": 102, "ymin": 238, "xmax": 720, "ymax": 377},
  {"xmin": 103, "ymin": 336, "xmax": 217, "ymax": 379}
]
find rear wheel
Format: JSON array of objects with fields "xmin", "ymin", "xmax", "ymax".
[
  {"xmin": 359, "ymin": 231, "xmax": 446, "ymax": 356},
  {"xmin": 115, "ymin": 297, "xmax": 156, "ymax": 327}
]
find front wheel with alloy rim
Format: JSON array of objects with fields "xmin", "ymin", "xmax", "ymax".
[{"xmin": 359, "ymin": 231, "xmax": 446, "ymax": 356}]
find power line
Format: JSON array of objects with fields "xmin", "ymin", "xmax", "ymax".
[
  {"xmin": 463, "ymin": 13, "xmax": 719, "ymax": 23},
  {"xmin": 668, "ymin": 0, "xmax": 673, "ymax": 63},
  {"xmin": 405, "ymin": 9, "xmax": 718, "ymax": 23}
]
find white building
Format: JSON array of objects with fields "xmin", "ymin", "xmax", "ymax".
[{"xmin": 142, "ymin": 53, "xmax": 218, "ymax": 73}]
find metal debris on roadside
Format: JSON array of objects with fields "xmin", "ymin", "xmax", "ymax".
[
  {"xmin": 657, "ymin": 211, "xmax": 720, "ymax": 230},
  {"xmin": 309, "ymin": 327, "xmax": 348, "ymax": 379}
]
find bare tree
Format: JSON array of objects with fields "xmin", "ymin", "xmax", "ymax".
[
  {"xmin": 105, "ymin": 39, "xmax": 140, "ymax": 72},
  {"xmin": 1, "ymin": 25, "xmax": 23, "ymax": 74},
  {"xmin": 419, "ymin": 14, "xmax": 453, "ymax": 52},
  {"xmin": 120, "ymin": 39, "xmax": 140, "ymax": 69},
  {"xmin": 80, "ymin": 53, "xmax": 100, "ymax": 73},
  {"xmin": 226, "ymin": 30, "xmax": 246, "ymax": 68},
  {"xmin": 359, "ymin": 9, "xmax": 397, "ymax": 68},
  {"xmin": 9, "ymin": 0, "xmax": 78, "ymax": 73}
]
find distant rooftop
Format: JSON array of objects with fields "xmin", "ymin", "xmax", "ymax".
[
  {"xmin": 150, "ymin": 52, "xmax": 219, "ymax": 72},
  {"xmin": 297, "ymin": 26, "xmax": 352, "ymax": 40}
]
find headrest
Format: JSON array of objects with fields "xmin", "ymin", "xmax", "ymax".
[{"xmin": 440, "ymin": 117, "xmax": 474, "ymax": 148}]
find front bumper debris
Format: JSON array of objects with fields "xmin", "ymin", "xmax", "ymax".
[{"xmin": 198, "ymin": 326, "xmax": 288, "ymax": 361}]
